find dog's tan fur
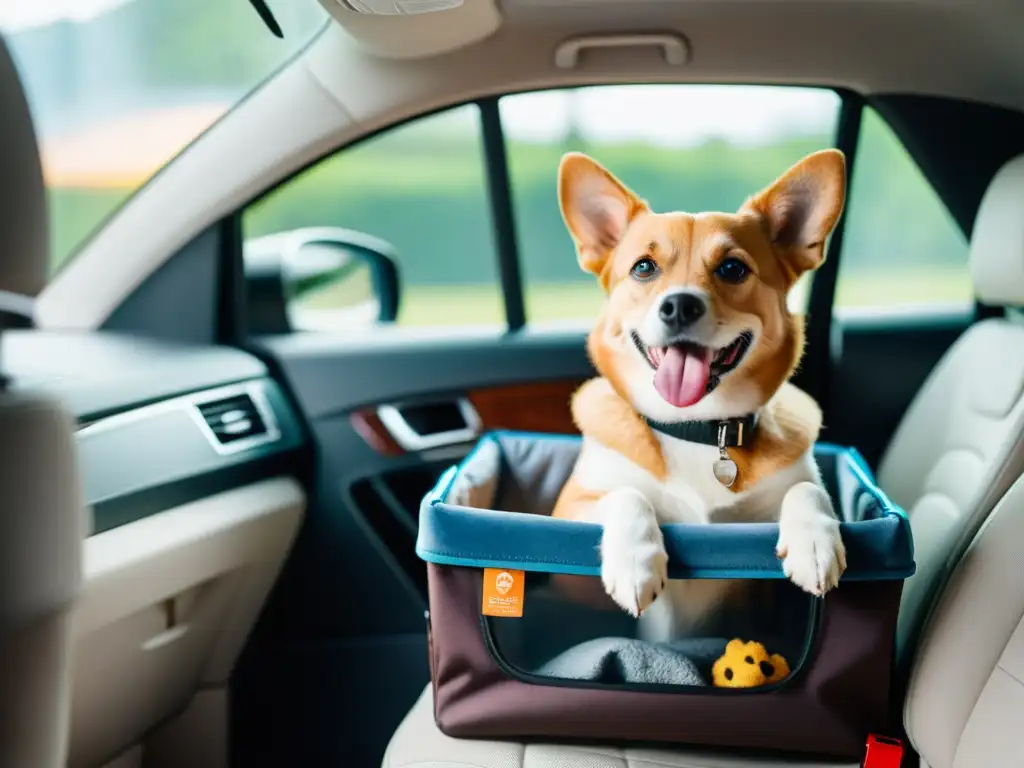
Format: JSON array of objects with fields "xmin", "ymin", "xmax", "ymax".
[{"xmin": 548, "ymin": 149, "xmax": 848, "ymax": 627}]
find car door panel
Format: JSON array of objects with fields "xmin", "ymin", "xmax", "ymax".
[
  {"xmin": 248, "ymin": 329, "xmax": 592, "ymax": 638},
  {"xmin": 230, "ymin": 329, "xmax": 592, "ymax": 766},
  {"xmin": 351, "ymin": 378, "xmax": 583, "ymax": 457},
  {"xmin": 254, "ymin": 328, "xmax": 593, "ymax": 421}
]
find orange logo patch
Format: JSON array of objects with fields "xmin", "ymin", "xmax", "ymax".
[{"xmin": 482, "ymin": 568, "xmax": 525, "ymax": 617}]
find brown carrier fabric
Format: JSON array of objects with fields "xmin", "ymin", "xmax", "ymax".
[{"xmin": 427, "ymin": 562, "xmax": 903, "ymax": 761}]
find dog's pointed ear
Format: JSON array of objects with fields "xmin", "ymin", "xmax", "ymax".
[
  {"xmin": 743, "ymin": 149, "xmax": 846, "ymax": 277},
  {"xmin": 558, "ymin": 152, "xmax": 648, "ymax": 275}
]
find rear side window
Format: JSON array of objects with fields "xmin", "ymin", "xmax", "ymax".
[
  {"xmin": 835, "ymin": 108, "xmax": 971, "ymax": 314},
  {"xmin": 498, "ymin": 85, "xmax": 843, "ymax": 325},
  {"xmin": 241, "ymin": 87, "xmax": 970, "ymax": 333}
]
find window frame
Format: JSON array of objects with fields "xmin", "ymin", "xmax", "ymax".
[
  {"xmin": 479, "ymin": 97, "xmax": 526, "ymax": 331},
  {"xmin": 792, "ymin": 89, "xmax": 863, "ymax": 405}
]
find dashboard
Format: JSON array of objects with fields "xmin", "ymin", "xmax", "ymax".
[{"xmin": 3, "ymin": 329, "xmax": 307, "ymax": 535}]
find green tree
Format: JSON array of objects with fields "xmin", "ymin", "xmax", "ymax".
[{"xmin": 128, "ymin": 0, "xmax": 323, "ymax": 90}]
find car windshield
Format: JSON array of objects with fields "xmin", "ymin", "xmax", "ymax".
[{"xmin": 0, "ymin": 0, "xmax": 327, "ymax": 275}]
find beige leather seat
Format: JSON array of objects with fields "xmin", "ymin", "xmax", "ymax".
[
  {"xmin": 0, "ymin": 34, "xmax": 86, "ymax": 768},
  {"xmin": 381, "ymin": 153, "xmax": 1024, "ymax": 767},
  {"xmin": 879, "ymin": 151, "xmax": 1024, "ymax": 661},
  {"xmin": 903, "ymin": 470, "xmax": 1024, "ymax": 768},
  {"xmin": 382, "ymin": 471, "xmax": 1024, "ymax": 768}
]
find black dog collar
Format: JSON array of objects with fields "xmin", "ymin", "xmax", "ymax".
[{"xmin": 645, "ymin": 413, "xmax": 758, "ymax": 448}]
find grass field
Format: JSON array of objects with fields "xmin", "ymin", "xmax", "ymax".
[{"xmin": 292, "ymin": 267, "xmax": 974, "ymax": 329}]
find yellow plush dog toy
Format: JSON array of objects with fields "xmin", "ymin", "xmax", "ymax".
[{"xmin": 712, "ymin": 639, "xmax": 790, "ymax": 688}]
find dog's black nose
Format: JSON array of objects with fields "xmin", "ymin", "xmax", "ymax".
[
  {"xmin": 759, "ymin": 660, "xmax": 775, "ymax": 678},
  {"xmin": 658, "ymin": 292, "xmax": 706, "ymax": 332}
]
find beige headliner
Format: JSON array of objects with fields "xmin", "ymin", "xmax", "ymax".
[{"xmin": 36, "ymin": 0, "xmax": 1024, "ymax": 329}]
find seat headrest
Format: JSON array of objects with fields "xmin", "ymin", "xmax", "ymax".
[
  {"xmin": 971, "ymin": 153, "xmax": 1024, "ymax": 307},
  {"xmin": 0, "ymin": 35, "xmax": 47, "ymax": 302}
]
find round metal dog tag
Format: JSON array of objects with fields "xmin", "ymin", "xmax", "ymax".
[{"xmin": 713, "ymin": 458, "xmax": 738, "ymax": 487}]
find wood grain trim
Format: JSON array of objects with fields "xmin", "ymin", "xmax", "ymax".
[
  {"xmin": 351, "ymin": 378, "xmax": 586, "ymax": 456},
  {"xmin": 350, "ymin": 409, "xmax": 404, "ymax": 456},
  {"xmin": 467, "ymin": 379, "xmax": 583, "ymax": 436}
]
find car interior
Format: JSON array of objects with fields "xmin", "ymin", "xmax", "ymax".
[{"xmin": 2, "ymin": 0, "xmax": 1024, "ymax": 766}]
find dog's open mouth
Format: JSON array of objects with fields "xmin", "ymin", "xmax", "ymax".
[{"xmin": 630, "ymin": 330, "xmax": 753, "ymax": 408}]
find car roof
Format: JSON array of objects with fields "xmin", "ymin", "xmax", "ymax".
[{"xmin": 325, "ymin": 0, "xmax": 1024, "ymax": 112}]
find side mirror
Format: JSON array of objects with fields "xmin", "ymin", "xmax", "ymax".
[{"xmin": 243, "ymin": 227, "xmax": 400, "ymax": 333}]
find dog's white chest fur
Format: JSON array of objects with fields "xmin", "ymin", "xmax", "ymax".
[
  {"xmin": 656, "ymin": 435, "xmax": 749, "ymax": 520},
  {"xmin": 575, "ymin": 435, "xmax": 811, "ymax": 524},
  {"xmin": 572, "ymin": 434, "xmax": 845, "ymax": 638}
]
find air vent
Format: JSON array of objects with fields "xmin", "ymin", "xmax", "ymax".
[{"xmin": 193, "ymin": 386, "xmax": 280, "ymax": 454}]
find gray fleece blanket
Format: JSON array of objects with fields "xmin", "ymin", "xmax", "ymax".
[{"xmin": 536, "ymin": 636, "xmax": 729, "ymax": 686}]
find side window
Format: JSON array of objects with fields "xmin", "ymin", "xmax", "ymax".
[
  {"xmin": 243, "ymin": 104, "xmax": 503, "ymax": 329},
  {"xmin": 836, "ymin": 108, "xmax": 971, "ymax": 313},
  {"xmin": 499, "ymin": 85, "xmax": 843, "ymax": 325}
]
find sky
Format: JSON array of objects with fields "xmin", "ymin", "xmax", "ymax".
[{"xmin": 498, "ymin": 86, "xmax": 837, "ymax": 147}]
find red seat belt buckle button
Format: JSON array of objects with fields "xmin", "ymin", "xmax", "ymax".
[{"xmin": 863, "ymin": 734, "xmax": 904, "ymax": 768}]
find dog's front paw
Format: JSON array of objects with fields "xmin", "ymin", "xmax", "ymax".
[
  {"xmin": 777, "ymin": 483, "xmax": 847, "ymax": 597},
  {"xmin": 777, "ymin": 523, "xmax": 846, "ymax": 596},
  {"xmin": 598, "ymin": 488, "xmax": 668, "ymax": 617}
]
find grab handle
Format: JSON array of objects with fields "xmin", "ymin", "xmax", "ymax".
[
  {"xmin": 554, "ymin": 33, "xmax": 690, "ymax": 69},
  {"xmin": 142, "ymin": 624, "xmax": 189, "ymax": 652}
]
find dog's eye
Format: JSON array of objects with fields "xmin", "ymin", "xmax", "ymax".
[
  {"xmin": 630, "ymin": 257, "xmax": 659, "ymax": 281},
  {"xmin": 714, "ymin": 257, "xmax": 750, "ymax": 284}
]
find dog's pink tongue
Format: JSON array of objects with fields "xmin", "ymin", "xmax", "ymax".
[{"xmin": 654, "ymin": 346, "xmax": 711, "ymax": 408}]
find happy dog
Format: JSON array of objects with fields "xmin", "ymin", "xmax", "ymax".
[{"xmin": 551, "ymin": 149, "xmax": 848, "ymax": 637}]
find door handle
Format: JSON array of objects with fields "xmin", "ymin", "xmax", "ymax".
[
  {"xmin": 377, "ymin": 398, "xmax": 481, "ymax": 451},
  {"xmin": 142, "ymin": 624, "xmax": 189, "ymax": 651}
]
